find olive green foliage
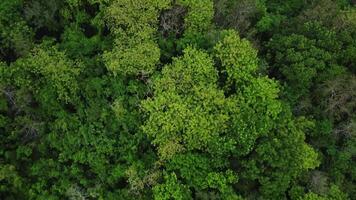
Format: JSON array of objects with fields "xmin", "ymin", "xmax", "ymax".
[
  {"xmin": 214, "ymin": 0, "xmax": 267, "ymax": 38},
  {"xmin": 0, "ymin": 0, "xmax": 355, "ymax": 199},
  {"xmin": 267, "ymin": 33, "xmax": 334, "ymax": 103},
  {"xmin": 260, "ymin": 0, "xmax": 355, "ymax": 198},
  {"xmin": 0, "ymin": 0, "xmax": 33, "ymax": 59}
]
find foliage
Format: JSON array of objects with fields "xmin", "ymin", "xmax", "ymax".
[
  {"xmin": 0, "ymin": 0, "xmax": 355, "ymax": 199},
  {"xmin": 103, "ymin": 0, "xmax": 170, "ymax": 76},
  {"xmin": 143, "ymin": 31, "xmax": 318, "ymax": 199}
]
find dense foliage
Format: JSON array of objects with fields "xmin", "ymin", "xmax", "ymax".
[{"xmin": 0, "ymin": 0, "xmax": 355, "ymax": 199}]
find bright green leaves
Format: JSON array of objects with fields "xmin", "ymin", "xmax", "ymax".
[
  {"xmin": 142, "ymin": 47, "xmax": 228, "ymax": 159},
  {"xmin": 166, "ymin": 153, "xmax": 237, "ymax": 191},
  {"xmin": 1, "ymin": 0, "xmax": 341, "ymax": 199},
  {"xmin": 153, "ymin": 172, "xmax": 192, "ymax": 200},
  {"xmin": 104, "ymin": 39, "xmax": 161, "ymax": 76},
  {"xmin": 9, "ymin": 45, "xmax": 81, "ymax": 103},
  {"xmin": 213, "ymin": 30, "xmax": 282, "ymax": 154},
  {"xmin": 142, "ymin": 46, "xmax": 240, "ymax": 197},
  {"xmin": 155, "ymin": 47, "xmax": 218, "ymax": 93},
  {"xmin": 214, "ymin": 30, "xmax": 258, "ymax": 82},
  {"xmin": 227, "ymin": 77, "xmax": 282, "ymax": 154},
  {"xmin": 143, "ymin": 34, "xmax": 278, "ymax": 159},
  {"xmin": 106, "ymin": 0, "xmax": 170, "ymax": 35},
  {"xmin": 176, "ymin": 0, "xmax": 214, "ymax": 48},
  {"xmin": 178, "ymin": 0, "xmax": 214, "ymax": 33},
  {"xmin": 104, "ymin": 0, "xmax": 171, "ymax": 76},
  {"xmin": 142, "ymin": 29, "xmax": 318, "ymax": 199}
]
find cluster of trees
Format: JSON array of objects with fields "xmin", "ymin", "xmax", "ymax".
[{"xmin": 0, "ymin": 0, "xmax": 354, "ymax": 199}]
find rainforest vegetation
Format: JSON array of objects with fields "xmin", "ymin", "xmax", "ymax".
[{"xmin": 0, "ymin": 0, "xmax": 355, "ymax": 199}]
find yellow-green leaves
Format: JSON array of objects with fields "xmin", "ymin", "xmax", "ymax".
[
  {"xmin": 155, "ymin": 47, "xmax": 218, "ymax": 93},
  {"xmin": 10, "ymin": 46, "xmax": 81, "ymax": 103},
  {"xmin": 106, "ymin": 0, "xmax": 170, "ymax": 34},
  {"xmin": 104, "ymin": 39, "xmax": 161, "ymax": 76},
  {"xmin": 142, "ymin": 47, "xmax": 229, "ymax": 159},
  {"xmin": 227, "ymin": 76, "xmax": 282, "ymax": 155},
  {"xmin": 214, "ymin": 30, "xmax": 258, "ymax": 82},
  {"xmin": 104, "ymin": 0, "xmax": 171, "ymax": 76},
  {"xmin": 142, "ymin": 29, "xmax": 318, "ymax": 199},
  {"xmin": 176, "ymin": 0, "xmax": 214, "ymax": 48},
  {"xmin": 153, "ymin": 172, "xmax": 192, "ymax": 200},
  {"xmin": 178, "ymin": 0, "xmax": 214, "ymax": 33}
]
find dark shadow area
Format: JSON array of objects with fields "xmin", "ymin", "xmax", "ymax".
[{"xmin": 80, "ymin": 23, "xmax": 98, "ymax": 38}]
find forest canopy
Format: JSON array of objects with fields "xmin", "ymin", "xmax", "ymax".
[{"xmin": 0, "ymin": 0, "xmax": 355, "ymax": 199}]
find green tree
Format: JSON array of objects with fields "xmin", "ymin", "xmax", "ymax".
[
  {"xmin": 103, "ymin": 0, "xmax": 170, "ymax": 76},
  {"xmin": 0, "ymin": 0, "xmax": 34, "ymax": 60},
  {"xmin": 143, "ymin": 30, "xmax": 318, "ymax": 199}
]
